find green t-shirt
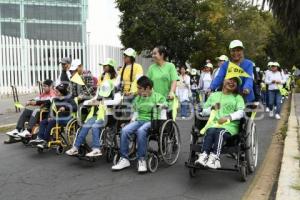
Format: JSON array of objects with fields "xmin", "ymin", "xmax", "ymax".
[
  {"xmin": 147, "ymin": 62, "xmax": 179, "ymax": 98},
  {"xmin": 133, "ymin": 92, "xmax": 167, "ymax": 121},
  {"xmin": 203, "ymin": 92, "xmax": 245, "ymax": 135}
]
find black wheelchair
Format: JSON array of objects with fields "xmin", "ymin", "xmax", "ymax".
[
  {"xmin": 185, "ymin": 107, "xmax": 258, "ymax": 182},
  {"xmin": 113, "ymin": 104, "xmax": 181, "ymax": 173}
]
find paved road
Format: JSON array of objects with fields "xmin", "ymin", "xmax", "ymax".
[{"xmin": 0, "ymin": 113, "xmax": 277, "ymax": 200}]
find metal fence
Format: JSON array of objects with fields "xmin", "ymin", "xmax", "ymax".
[{"xmin": 0, "ymin": 35, "xmax": 152, "ymax": 95}]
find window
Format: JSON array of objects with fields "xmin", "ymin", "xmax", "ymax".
[
  {"xmin": 1, "ymin": 22, "xmax": 21, "ymax": 37},
  {"xmin": 0, "ymin": 3, "xmax": 20, "ymax": 19}
]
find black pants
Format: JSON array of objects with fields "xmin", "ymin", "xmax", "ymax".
[
  {"xmin": 16, "ymin": 108, "xmax": 40, "ymax": 132},
  {"xmin": 202, "ymin": 128, "xmax": 231, "ymax": 157}
]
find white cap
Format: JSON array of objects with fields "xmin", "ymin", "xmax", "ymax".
[
  {"xmin": 69, "ymin": 59, "xmax": 81, "ymax": 71},
  {"xmin": 205, "ymin": 63, "xmax": 213, "ymax": 68},
  {"xmin": 229, "ymin": 40, "xmax": 244, "ymax": 49},
  {"xmin": 191, "ymin": 68, "xmax": 197, "ymax": 75},
  {"xmin": 216, "ymin": 55, "xmax": 229, "ymax": 61},
  {"xmin": 273, "ymin": 62, "xmax": 280, "ymax": 67},
  {"xmin": 267, "ymin": 61, "xmax": 274, "ymax": 66}
]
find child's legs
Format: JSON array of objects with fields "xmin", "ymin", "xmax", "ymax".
[
  {"xmin": 136, "ymin": 122, "xmax": 151, "ymax": 160},
  {"xmin": 91, "ymin": 119, "xmax": 105, "ymax": 149},
  {"xmin": 212, "ymin": 129, "xmax": 231, "ymax": 157},
  {"xmin": 27, "ymin": 109, "xmax": 40, "ymax": 132},
  {"xmin": 37, "ymin": 119, "xmax": 48, "ymax": 139},
  {"xmin": 74, "ymin": 117, "xmax": 96, "ymax": 149},
  {"xmin": 268, "ymin": 90, "xmax": 275, "ymax": 111},
  {"xmin": 16, "ymin": 108, "xmax": 33, "ymax": 131},
  {"xmin": 120, "ymin": 121, "xmax": 143, "ymax": 159},
  {"xmin": 202, "ymin": 128, "xmax": 217, "ymax": 154},
  {"xmin": 274, "ymin": 90, "xmax": 282, "ymax": 114}
]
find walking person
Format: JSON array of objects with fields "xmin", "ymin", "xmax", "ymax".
[
  {"xmin": 199, "ymin": 63, "xmax": 213, "ymax": 103},
  {"xmin": 176, "ymin": 65, "xmax": 191, "ymax": 119}
]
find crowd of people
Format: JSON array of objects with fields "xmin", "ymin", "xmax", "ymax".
[{"xmin": 5, "ymin": 39, "xmax": 294, "ymax": 171}]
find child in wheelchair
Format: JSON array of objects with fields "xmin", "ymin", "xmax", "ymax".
[
  {"xmin": 194, "ymin": 76, "xmax": 245, "ymax": 169},
  {"xmin": 65, "ymin": 80, "xmax": 122, "ymax": 157},
  {"xmin": 112, "ymin": 76, "xmax": 167, "ymax": 173},
  {"xmin": 29, "ymin": 84, "xmax": 77, "ymax": 148},
  {"xmin": 6, "ymin": 80, "xmax": 56, "ymax": 140}
]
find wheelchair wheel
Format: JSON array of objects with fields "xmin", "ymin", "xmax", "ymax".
[
  {"xmin": 147, "ymin": 153, "xmax": 159, "ymax": 173},
  {"xmin": 159, "ymin": 119, "xmax": 181, "ymax": 165},
  {"xmin": 56, "ymin": 145, "xmax": 65, "ymax": 155},
  {"xmin": 245, "ymin": 120, "xmax": 258, "ymax": 173},
  {"xmin": 106, "ymin": 147, "xmax": 115, "ymax": 163},
  {"xmin": 240, "ymin": 161, "xmax": 248, "ymax": 182},
  {"xmin": 66, "ymin": 118, "xmax": 78, "ymax": 146},
  {"xmin": 113, "ymin": 153, "xmax": 121, "ymax": 165}
]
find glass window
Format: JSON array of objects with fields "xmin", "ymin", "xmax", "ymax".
[
  {"xmin": 1, "ymin": 22, "xmax": 20, "ymax": 37},
  {"xmin": 24, "ymin": 0, "xmax": 81, "ymax": 5},
  {"xmin": 26, "ymin": 23, "xmax": 82, "ymax": 42},
  {"xmin": 0, "ymin": 3, "xmax": 20, "ymax": 19},
  {"xmin": 24, "ymin": 5, "xmax": 81, "ymax": 21}
]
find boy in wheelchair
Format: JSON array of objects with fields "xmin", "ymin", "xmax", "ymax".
[
  {"xmin": 29, "ymin": 84, "xmax": 77, "ymax": 148},
  {"xmin": 194, "ymin": 76, "xmax": 245, "ymax": 169},
  {"xmin": 112, "ymin": 76, "xmax": 167, "ymax": 173},
  {"xmin": 65, "ymin": 80, "xmax": 122, "ymax": 157}
]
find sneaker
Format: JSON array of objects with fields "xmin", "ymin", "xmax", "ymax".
[
  {"xmin": 206, "ymin": 153, "xmax": 221, "ymax": 169},
  {"xmin": 65, "ymin": 147, "xmax": 79, "ymax": 156},
  {"xmin": 37, "ymin": 143, "xmax": 46, "ymax": 149},
  {"xmin": 112, "ymin": 157, "xmax": 130, "ymax": 171},
  {"xmin": 86, "ymin": 148, "xmax": 102, "ymax": 157},
  {"xmin": 18, "ymin": 130, "xmax": 31, "ymax": 138},
  {"xmin": 6, "ymin": 129, "xmax": 20, "ymax": 138},
  {"xmin": 29, "ymin": 137, "xmax": 45, "ymax": 145},
  {"xmin": 269, "ymin": 110, "xmax": 274, "ymax": 117},
  {"xmin": 275, "ymin": 114, "xmax": 281, "ymax": 120},
  {"xmin": 266, "ymin": 107, "xmax": 270, "ymax": 112},
  {"xmin": 137, "ymin": 159, "xmax": 147, "ymax": 173},
  {"xmin": 195, "ymin": 152, "xmax": 208, "ymax": 166}
]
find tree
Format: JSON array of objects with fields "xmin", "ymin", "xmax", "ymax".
[
  {"xmin": 116, "ymin": 0, "xmax": 198, "ymax": 65},
  {"xmin": 268, "ymin": 0, "xmax": 300, "ymax": 35}
]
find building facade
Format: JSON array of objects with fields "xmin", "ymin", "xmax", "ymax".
[{"xmin": 0, "ymin": 0, "xmax": 87, "ymax": 42}]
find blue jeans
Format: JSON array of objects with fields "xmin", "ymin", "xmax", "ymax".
[
  {"xmin": 268, "ymin": 90, "xmax": 282, "ymax": 114},
  {"xmin": 180, "ymin": 100, "xmax": 189, "ymax": 117},
  {"xmin": 38, "ymin": 117, "xmax": 71, "ymax": 141},
  {"xmin": 202, "ymin": 128, "xmax": 231, "ymax": 157},
  {"xmin": 74, "ymin": 117, "xmax": 104, "ymax": 149},
  {"xmin": 120, "ymin": 121, "xmax": 151, "ymax": 160}
]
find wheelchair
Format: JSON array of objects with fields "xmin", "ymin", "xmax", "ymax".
[
  {"xmin": 185, "ymin": 107, "xmax": 258, "ymax": 182},
  {"xmin": 74, "ymin": 102, "xmax": 132, "ymax": 163},
  {"xmin": 34, "ymin": 111, "xmax": 78, "ymax": 155},
  {"xmin": 113, "ymin": 104, "xmax": 181, "ymax": 173}
]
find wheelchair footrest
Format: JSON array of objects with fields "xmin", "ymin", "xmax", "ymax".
[{"xmin": 185, "ymin": 162, "xmax": 239, "ymax": 172}]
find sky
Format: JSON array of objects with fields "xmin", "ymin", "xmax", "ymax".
[{"xmin": 86, "ymin": 0, "xmax": 122, "ymax": 47}]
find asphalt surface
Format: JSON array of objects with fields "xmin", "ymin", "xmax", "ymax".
[{"xmin": 0, "ymin": 112, "xmax": 278, "ymax": 200}]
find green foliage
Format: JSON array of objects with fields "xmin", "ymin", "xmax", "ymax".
[{"xmin": 115, "ymin": 0, "xmax": 284, "ymax": 69}]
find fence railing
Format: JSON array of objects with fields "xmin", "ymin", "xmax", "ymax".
[{"xmin": 0, "ymin": 35, "xmax": 152, "ymax": 95}]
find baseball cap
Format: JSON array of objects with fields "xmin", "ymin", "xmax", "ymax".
[
  {"xmin": 216, "ymin": 55, "xmax": 229, "ymax": 61},
  {"xmin": 100, "ymin": 58, "xmax": 117, "ymax": 71},
  {"xmin": 205, "ymin": 63, "xmax": 213, "ymax": 68},
  {"xmin": 69, "ymin": 59, "xmax": 81, "ymax": 71},
  {"xmin": 124, "ymin": 48, "xmax": 137, "ymax": 58},
  {"xmin": 229, "ymin": 40, "xmax": 244, "ymax": 49},
  {"xmin": 59, "ymin": 57, "xmax": 71, "ymax": 64}
]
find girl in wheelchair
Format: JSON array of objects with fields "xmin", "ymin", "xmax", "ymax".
[
  {"xmin": 65, "ymin": 80, "xmax": 122, "ymax": 157},
  {"xmin": 112, "ymin": 76, "xmax": 167, "ymax": 173},
  {"xmin": 194, "ymin": 76, "xmax": 245, "ymax": 169},
  {"xmin": 29, "ymin": 84, "xmax": 77, "ymax": 148}
]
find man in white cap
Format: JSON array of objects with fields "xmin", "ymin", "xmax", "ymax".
[
  {"xmin": 69, "ymin": 59, "xmax": 95, "ymax": 100},
  {"xmin": 213, "ymin": 55, "xmax": 229, "ymax": 79},
  {"xmin": 210, "ymin": 40, "xmax": 255, "ymax": 103},
  {"xmin": 56, "ymin": 57, "xmax": 72, "ymax": 86}
]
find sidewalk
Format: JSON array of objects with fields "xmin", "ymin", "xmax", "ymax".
[
  {"xmin": 276, "ymin": 93, "xmax": 300, "ymax": 199},
  {"xmin": 0, "ymin": 93, "xmax": 36, "ymax": 127}
]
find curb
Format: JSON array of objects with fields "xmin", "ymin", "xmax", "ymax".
[
  {"xmin": 276, "ymin": 93, "xmax": 300, "ymax": 200},
  {"xmin": 0, "ymin": 123, "xmax": 16, "ymax": 132}
]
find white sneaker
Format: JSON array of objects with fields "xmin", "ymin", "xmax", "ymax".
[
  {"xmin": 112, "ymin": 157, "xmax": 130, "ymax": 171},
  {"xmin": 206, "ymin": 153, "xmax": 221, "ymax": 169},
  {"xmin": 6, "ymin": 129, "xmax": 20, "ymax": 138},
  {"xmin": 275, "ymin": 114, "xmax": 281, "ymax": 120},
  {"xmin": 18, "ymin": 130, "xmax": 31, "ymax": 138},
  {"xmin": 86, "ymin": 148, "xmax": 102, "ymax": 157},
  {"xmin": 65, "ymin": 147, "xmax": 79, "ymax": 156},
  {"xmin": 269, "ymin": 110, "xmax": 274, "ymax": 117},
  {"xmin": 29, "ymin": 137, "xmax": 45, "ymax": 145},
  {"xmin": 195, "ymin": 152, "xmax": 208, "ymax": 166},
  {"xmin": 137, "ymin": 159, "xmax": 147, "ymax": 173},
  {"xmin": 266, "ymin": 107, "xmax": 270, "ymax": 112}
]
